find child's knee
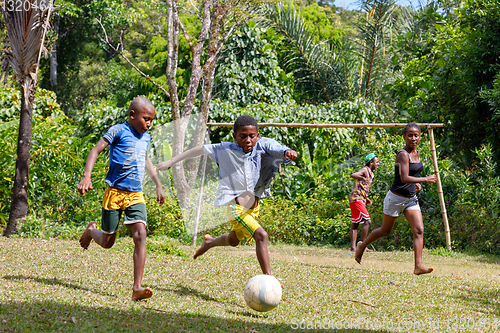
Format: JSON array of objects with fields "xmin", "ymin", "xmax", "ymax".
[
  {"xmin": 228, "ymin": 232, "xmax": 240, "ymax": 247},
  {"xmin": 101, "ymin": 233, "xmax": 116, "ymax": 248},
  {"xmin": 253, "ymin": 228, "xmax": 268, "ymax": 243},
  {"xmin": 228, "ymin": 237, "xmax": 240, "ymax": 247},
  {"xmin": 102, "ymin": 240, "xmax": 114, "ymax": 249},
  {"xmin": 131, "ymin": 223, "xmax": 147, "ymax": 242},
  {"xmin": 379, "ymin": 228, "xmax": 391, "ymax": 237},
  {"xmin": 413, "ymin": 225, "xmax": 424, "ymax": 237}
]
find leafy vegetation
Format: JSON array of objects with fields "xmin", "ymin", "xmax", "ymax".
[{"xmin": 1, "ymin": 0, "xmax": 500, "ymax": 256}]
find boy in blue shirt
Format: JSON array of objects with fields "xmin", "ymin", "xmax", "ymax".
[
  {"xmin": 78, "ymin": 96, "xmax": 165, "ymax": 300},
  {"xmin": 156, "ymin": 115, "xmax": 297, "ymax": 275}
]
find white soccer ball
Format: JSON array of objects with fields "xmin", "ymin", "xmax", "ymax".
[{"xmin": 244, "ymin": 274, "xmax": 282, "ymax": 312}]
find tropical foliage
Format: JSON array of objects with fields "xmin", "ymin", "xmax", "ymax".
[
  {"xmin": 258, "ymin": 2, "xmax": 355, "ymax": 103},
  {"xmin": 1, "ymin": 0, "xmax": 500, "ymax": 254},
  {"xmin": 213, "ymin": 23, "xmax": 294, "ymax": 106}
]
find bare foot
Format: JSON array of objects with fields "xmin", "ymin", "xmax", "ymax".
[
  {"xmin": 79, "ymin": 221, "xmax": 96, "ymax": 250},
  {"xmin": 414, "ymin": 266, "xmax": 434, "ymax": 275},
  {"xmin": 193, "ymin": 234, "xmax": 213, "ymax": 259},
  {"xmin": 132, "ymin": 287, "xmax": 153, "ymax": 301},
  {"xmin": 354, "ymin": 241, "xmax": 364, "ymax": 264}
]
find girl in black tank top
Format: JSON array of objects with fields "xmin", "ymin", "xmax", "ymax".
[
  {"xmin": 355, "ymin": 123, "xmax": 437, "ymax": 275},
  {"xmin": 390, "ymin": 150, "xmax": 424, "ymax": 197}
]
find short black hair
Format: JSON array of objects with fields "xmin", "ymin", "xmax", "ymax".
[
  {"xmin": 129, "ymin": 96, "xmax": 154, "ymax": 113},
  {"xmin": 403, "ymin": 122, "xmax": 420, "ymax": 135},
  {"xmin": 234, "ymin": 115, "xmax": 258, "ymax": 133}
]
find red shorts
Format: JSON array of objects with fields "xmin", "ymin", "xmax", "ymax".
[{"xmin": 350, "ymin": 201, "xmax": 370, "ymax": 224}]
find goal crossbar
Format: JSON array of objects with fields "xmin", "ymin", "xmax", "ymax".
[{"xmin": 207, "ymin": 122, "xmax": 444, "ymax": 128}]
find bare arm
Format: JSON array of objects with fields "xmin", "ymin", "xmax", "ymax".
[
  {"xmin": 78, "ymin": 138, "xmax": 109, "ymax": 195},
  {"xmin": 146, "ymin": 155, "xmax": 165, "ymax": 205},
  {"xmin": 397, "ymin": 151, "xmax": 436, "ymax": 184},
  {"xmin": 351, "ymin": 167, "xmax": 368, "ymax": 182},
  {"xmin": 156, "ymin": 145, "xmax": 205, "ymax": 171}
]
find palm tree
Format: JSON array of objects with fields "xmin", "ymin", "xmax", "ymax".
[
  {"xmin": 2, "ymin": 2, "xmax": 54, "ymax": 236},
  {"xmin": 257, "ymin": 3, "xmax": 359, "ymax": 103},
  {"xmin": 357, "ymin": 0, "xmax": 412, "ymax": 97}
]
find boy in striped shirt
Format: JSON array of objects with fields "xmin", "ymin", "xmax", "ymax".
[{"xmin": 349, "ymin": 153, "xmax": 379, "ymax": 251}]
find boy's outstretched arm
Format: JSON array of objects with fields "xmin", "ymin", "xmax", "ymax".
[
  {"xmin": 146, "ymin": 155, "xmax": 165, "ymax": 205},
  {"xmin": 78, "ymin": 138, "xmax": 109, "ymax": 196},
  {"xmin": 156, "ymin": 145, "xmax": 205, "ymax": 171}
]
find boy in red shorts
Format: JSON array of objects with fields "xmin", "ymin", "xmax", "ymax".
[{"xmin": 349, "ymin": 153, "xmax": 379, "ymax": 251}]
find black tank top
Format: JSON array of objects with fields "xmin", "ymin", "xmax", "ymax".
[{"xmin": 390, "ymin": 150, "xmax": 423, "ymax": 197}]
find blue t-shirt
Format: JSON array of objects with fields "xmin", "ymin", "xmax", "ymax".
[{"xmin": 103, "ymin": 122, "xmax": 150, "ymax": 192}]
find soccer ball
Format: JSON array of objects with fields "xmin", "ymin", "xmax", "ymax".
[{"xmin": 244, "ymin": 274, "xmax": 282, "ymax": 312}]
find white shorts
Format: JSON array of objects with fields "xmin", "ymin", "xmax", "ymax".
[{"xmin": 383, "ymin": 191, "xmax": 420, "ymax": 217}]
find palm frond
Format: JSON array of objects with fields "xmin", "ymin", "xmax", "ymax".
[
  {"xmin": 1, "ymin": 2, "xmax": 54, "ymax": 82},
  {"xmin": 256, "ymin": 3, "xmax": 355, "ymax": 102},
  {"xmin": 357, "ymin": 0, "xmax": 400, "ymax": 96}
]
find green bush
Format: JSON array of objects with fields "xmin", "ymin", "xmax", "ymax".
[
  {"xmin": 17, "ymin": 213, "xmax": 81, "ymax": 240},
  {"xmin": 0, "ymin": 87, "xmax": 108, "ymax": 235},
  {"xmin": 144, "ymin": 196, "xmax": 188, "ymax": 241}
]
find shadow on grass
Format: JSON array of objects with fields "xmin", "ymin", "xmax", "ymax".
[
  {"xmin": 172, "ymin": 284, "xmax": 219, "ymax": 302},
  {"xmin": 150, "ymin": 283, "xmax": 245, "ymax": 309},
  {"xmin": 452, "ymin": 284, "xmax": 500, "ymax": 316},
  {"xmin": 0, "ymin": 300, "xmax": 394, "ymax": 333},
  {"xmin": 426, "ymin": 247, "xmax": 500, "ymax": 264},
  {"xmin": 468, "ymin": 254, "xmax": 500, "ymax": 265},
  {"xmin": 3, "ymin": 275, "xmax": 115, "ymax": 298}
]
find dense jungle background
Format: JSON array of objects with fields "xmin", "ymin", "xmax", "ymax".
[{"xmin": 1, "ymin": 0, "xmax": 499, "ymax": 254}]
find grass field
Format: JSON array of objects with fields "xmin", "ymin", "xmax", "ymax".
[{"xmin": 1, "ymin": 237, "xmax": 499, "ymax": 332}]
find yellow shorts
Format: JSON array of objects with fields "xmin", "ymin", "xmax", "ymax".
[
  {"xmin": 102, "ymin": 186, "xmax": 145, "ymax": 210},
  {"xmin": 101, "ymin": 186, "xmax": 146, "ymax": 234},
  {"xmin": 226, "ymin": 204, "xmax": 261, "ymax": 242}
]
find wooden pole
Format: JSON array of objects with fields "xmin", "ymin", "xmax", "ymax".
[
  {"xmin": 428, "ymin": 127, "xmax": 451, "ymax": 250},
  {"xmin": 207, "ymin": 122, "xmax": 444, "ymax": 129},
  {"xmin": 191, "ymin": 130, "xmax": 209, "ymax": 246}
]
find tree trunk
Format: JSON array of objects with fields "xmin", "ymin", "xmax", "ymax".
[
  {"xmin": 364, "ymin": 32, "xmax": 377, "ymax": 97},
  {"xmin": 4, "ymin": 78, "xmax": 36, "ymax": 237},
  {"xmin": 164, "ymin": 0, "xmax": 256, "ymax": 209},
  {"xmin": 50, "ymin": 14, "xmax": 60, "ymax": 89},
  {"xmin": 166, "ymin": 0, "xmax": 211, "ymax": 209}
]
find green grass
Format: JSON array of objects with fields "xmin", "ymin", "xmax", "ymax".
[{"xmin": 1, "ymin": 238, "xmax": 499, "ymax": 332}]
